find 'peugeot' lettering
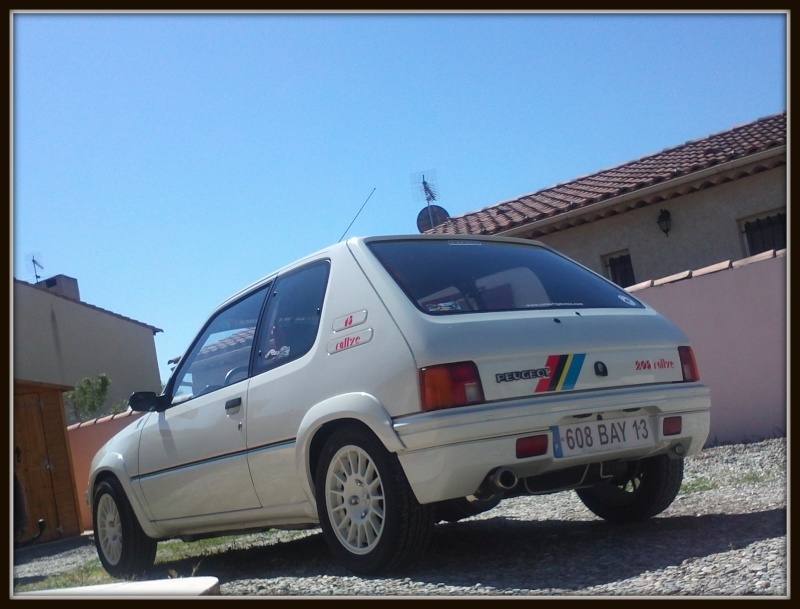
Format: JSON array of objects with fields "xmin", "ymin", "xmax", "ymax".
[{"xmin": 496, "ymin": 367, "xmax": 550, "ymax": 383}]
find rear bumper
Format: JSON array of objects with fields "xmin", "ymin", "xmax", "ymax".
[{"xmin": 393, "ymin": 383, "xmax": 711, "ymax": 505}]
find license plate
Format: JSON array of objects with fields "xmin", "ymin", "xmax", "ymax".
[{"xmin": 551, "ymin": 417, "xmax": 653, "ymax": 458}]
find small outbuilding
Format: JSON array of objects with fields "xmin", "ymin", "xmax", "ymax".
[{"xmin": 13, "ymin": 275, "xmax": 162, "ymax": 543}]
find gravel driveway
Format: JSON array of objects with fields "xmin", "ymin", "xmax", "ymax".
[{"xmin": 12, "ymin": 437, "xmax": 787, "ymax": 597}]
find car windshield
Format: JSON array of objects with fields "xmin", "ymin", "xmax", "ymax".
[{"xmin": 367, "ymin": 239, "xmax": 644, "ymax": 314}]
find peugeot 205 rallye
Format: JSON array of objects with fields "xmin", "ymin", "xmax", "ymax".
[{"xmin": 88, "ymin": 234, "xmax": 711, "ymax": 577}]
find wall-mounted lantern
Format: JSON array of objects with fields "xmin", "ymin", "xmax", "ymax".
[{"xmin": 657, "ymin": 209, "xmax": 672, "ymax": 237}]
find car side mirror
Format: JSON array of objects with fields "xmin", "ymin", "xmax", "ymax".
[{"xmin": 129, "ymin": 391, "xmax": 168, "ymax": 413}]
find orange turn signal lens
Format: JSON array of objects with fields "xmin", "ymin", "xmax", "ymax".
[{"xmin": 419, "ymin": 362, "xmax": 484, "ymax": 412}]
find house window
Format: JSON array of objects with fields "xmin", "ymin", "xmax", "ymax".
[
  {"xmin": 741, "ymin": 211, "xmax": 786, "ymax": 256},
  {"xmin": 604, "ymin": 251, "xmax": 636, "ymax": 288}
]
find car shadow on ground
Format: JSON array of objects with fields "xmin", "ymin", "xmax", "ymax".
[
  {"xmin": 417, "ymin": 508, "xmax": 786, "ymax": 591},
  {"xmin": 144, "ymin": 507, "xmax": 786, "ymax": 592}
]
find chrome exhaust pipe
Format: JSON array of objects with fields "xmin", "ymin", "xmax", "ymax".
[
  {"xmin": 488, "ymin": 467, "xmax": 518, "ymax": 491},
  {"xmin": 474, "ymin": 466, "xmax": 519, "ymax": 499},
  {"xmin": 491, "ymin": 467, "xmax": 519, "ymax": 491}
]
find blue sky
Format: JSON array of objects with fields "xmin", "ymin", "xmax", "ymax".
[{"xmin": 11, "ymin": 11, "xmax": 787, "ymax": 385}]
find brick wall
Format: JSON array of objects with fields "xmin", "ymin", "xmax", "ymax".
[{"xmin": 67, "ymin": 410, "xmax": 144, "ymax": 532}]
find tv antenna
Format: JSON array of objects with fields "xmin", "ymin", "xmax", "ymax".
[
  {"xmin": 31, "ymin": 254, "xmax": 44, "ymax": 282},
  {"xmin": 411, "ymin": 170, "xmax": 449, "ymax": 233},
  {"xmin": 421, "ymin": 174, "xmax": 437, "ymax": 204}
]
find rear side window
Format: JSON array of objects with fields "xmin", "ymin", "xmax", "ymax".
[
  {"xmin": 253, "ymin": 260, "xmax": 330, "ymax": 374},
  {"xmin": 367, "ymin": 239, "xmax": 644, "ymax": 314}
]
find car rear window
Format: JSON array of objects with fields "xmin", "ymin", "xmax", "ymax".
[{"xmin": 367, "ymin": 239, "xmax": 645, "ymax": 314}]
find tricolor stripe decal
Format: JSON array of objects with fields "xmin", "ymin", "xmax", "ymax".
[{"xmin": 535, "ymin": 353, "xmax": 586, "ymax": 392}]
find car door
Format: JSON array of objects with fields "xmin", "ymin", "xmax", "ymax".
[
  {"xmin": 137, "ymin": 285, "xmax": 268, "ymax": 522},
  {"xmin": 245, "ymin": 261, "xmax": 330, "ymax": 509}
]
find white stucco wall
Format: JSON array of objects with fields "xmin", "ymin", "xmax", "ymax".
[
  {"xmin": 13, "ymin": 282, "xmax": 162, "ymax": 408},
  {"xmin": 539, "ymin": 167, "xmax": 786, "ymax": 284},
  {"xmin": 628, "ymin": 251, "xmax": 787, "ymax": 446}
]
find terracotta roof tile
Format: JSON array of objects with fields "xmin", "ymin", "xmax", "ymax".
[{"xmin": 430, "ymin": 112, "xmax": 786, "ymax": 236}]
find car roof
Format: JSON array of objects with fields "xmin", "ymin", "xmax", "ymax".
[{"xmin": 213, "ymin": 234, "xmax": 548, "ymax": 313}]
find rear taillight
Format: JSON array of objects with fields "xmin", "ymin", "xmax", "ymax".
[
  {"xmin": 419, "ymin": 361, "xmax": 485, "ymax": 412},
  {"xmin": 678, "ymin": 346, "xmax": 700, "ymax": 382}
]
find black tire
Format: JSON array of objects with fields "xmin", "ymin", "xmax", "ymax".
[
  {"xmin": 314, "ymin": 426, "xmax": 435, "ymax": 575},
  {"xmin": 575, "ymin": 455, "xmax": 684, "ymax": 523},
  {"xmin": 93, "ymin": 478, "xmax": 157, "ymax": 579},
  {"xmin": 437, "ymin": 494, "xmax": 502, "ymax": 523}
]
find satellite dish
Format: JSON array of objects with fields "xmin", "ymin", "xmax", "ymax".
[{"xmin": 416, "ymin": 204, "xmax": 450, "ymax": 233}]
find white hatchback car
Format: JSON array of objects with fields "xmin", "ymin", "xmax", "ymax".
[{"xmin": 89, "ymin": 234, "xmax": 711, "ymax": 578}]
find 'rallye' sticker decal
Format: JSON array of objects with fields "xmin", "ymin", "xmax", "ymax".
[{"xmin": 327, "ymin": 328, "xmax": 373, "ymax": 354}]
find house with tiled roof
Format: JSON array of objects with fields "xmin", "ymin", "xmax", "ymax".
[
  {"xmin": 13, "ymin": 274, "xmax": 163, "ymax": 412},
  {"xmin": 426, "ymin": 112, "xmax": 787, "ymax": 447},
  {"xmin": 427, "ymin": 112, "xmax": 786, "ymax": 287},
  {"xmin": 13, "ymin": 273, "xmax": 162, "ymax": 544}
]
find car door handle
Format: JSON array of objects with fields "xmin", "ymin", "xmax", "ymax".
[{"xmin": 225, "ymin": 397, "xmax": 242, "ymax": 410}]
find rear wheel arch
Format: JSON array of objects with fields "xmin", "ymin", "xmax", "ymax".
[
  {"xmin": 295, "ymin": 393, "xmax": 406, "ymax": 507},
  {"xmin": 308, "ymin": 419, "xmax": 378, "ymax": 488}
]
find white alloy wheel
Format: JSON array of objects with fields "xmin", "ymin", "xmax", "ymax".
[
  {"xmin": 315, "ymin": 426, "xmax": 434, "ymax": 574},
  {"xmin": 324, "ymin": 444, "xmax": 386, "ymax": 555},
  {"xmin": 92, "ymin": 479, "xmax": 157, "ymax": 579},
  {"xmin": 96, "ymin": 492, "xmax": 123, "ymax": 566}
]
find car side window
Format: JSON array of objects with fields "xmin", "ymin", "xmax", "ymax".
[
  {"xmin": 254, "ymin": 261, "xmax": 330, "ymax": 375},
  {"xmin": 170, "ymin": 286, "xmax": 268, "ymax": 405}
]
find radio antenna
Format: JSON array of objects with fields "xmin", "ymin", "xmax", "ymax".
[{"xmin": 338, "ymin": 187, "xmax": 376, "ymax": 243}]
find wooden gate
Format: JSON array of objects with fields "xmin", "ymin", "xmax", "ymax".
[{"xmin": 13, "ymin": 384, "xmax": 82, "ymax": 544}]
